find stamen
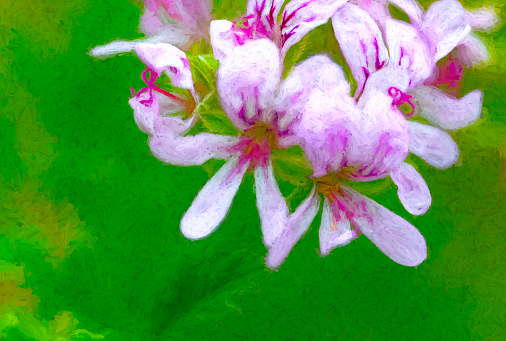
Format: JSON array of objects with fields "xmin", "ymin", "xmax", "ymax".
[{"xmin": 388, "ymin": 87, "xmax": 415, "ymax": 117}]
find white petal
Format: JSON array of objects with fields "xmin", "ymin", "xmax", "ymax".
[
  {"xmin": 412, "ymin": 85, "xmax": 483, "ymax": 131},
  {"xmin": 385, "ymin": 19, "xmax": 433, "ymax": 88},
  {"xmin": 456, "ymin": 33, "xmax": 490, "ymax": 67},
  {"xmin": 281, "ymin": 0, "xmax": 348, "ymax": 55},
  {"xmin": 265, "ymin": 188, "xmax": 320, "ymax": 269},
  {"xmin": 247, "ymin": 0, "xmax": 284, "ymax": 26},
  {"xmin": 466, "ymin": 6, "xmax": 499, "ymax": 32},
  {"xmin": 180, "ymin": 157, "xmax": 249, "ymax": 240},
  {"xmin": 134, "ymin": 43, "xmax": 194, "ymax": 91},
  {"xmin": 332, "ymin": 4, "xmax": 389, "ymax": 94},
  {"xmin": 422, "ymin": 0, "xmax": 471, "ymax": 62},
  {"xmin": 254, "ymin": 159, "xmax": 289, "ymax": 247},
  {"xmin": 319, "ymin": 197, "xmax": 357, "ymax": 256},
  {"xmin": 341, "ymin": 186, "xmax": 427, "ymax": 266},
  {"xmin": 149, "ymin": 132, "xmax": 238, "ymax": 166},
  {"xmin": 390, "ymin": 162, "xmax": 432, "ymax": 215},
  {"xmin": 209, "ymin": 20, "xmax": 245, "ymax": 62},
  {"xmin": 217, "ymin": 38, "xmax": 282, "ymax": 130},
  {"xmin": 129, "ymin": 92, "xmax": 158, "ymax": 135},
  {"xmin": 408, "ymin": 121, "xmax": 459, "ymax": 169}
]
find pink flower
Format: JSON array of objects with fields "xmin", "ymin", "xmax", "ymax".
[
  {"xmin": 256, "ymin": 55, "xmax": 428, "ymax": 268},
  {"xmin": 90, "ymin": 0, "xmax": 212, "ymax": 58}
]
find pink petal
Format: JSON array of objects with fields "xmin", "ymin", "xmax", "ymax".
[
  {"xmin": 385, "ymin": 19, "xmax": 433, "ymax": 88},
  {"xmin": 350, "ymin": 0, "xmax": 390, "ymax": 29},
  {"xmin": 319, "ymin": 197, "xmax": 357, "ymax": 256},
  {"xmin": 388, "ymin": 0, "xmax": 423, "ymax": 26},
  {"xmin": 281, "ymin": 0, "xmax": 348, "ymax": 55},
  {"xmin": 408, "ymin": 121, "xmax": 459, "ymax": 169},
  {"xmin": 332, "ymin": 4, "xmax": 389, "ymax": 93},
  {"xmin": 341, "ymin": 186, "xmax": 427, "ymax": 266},
  {"xmin": 149, "ymin": 132, "xmax": 239, "ymax": 166},
  {"xmin": 129, "ymin": 92, "xmax": 158, "ymax": 135},
  {"xmin": 216, "ymin": 38, "xmax": 282, "ymax": 130},
  {"xmin": 265, "ymin": 188, "xmax": 320, "ymax": 269},
  {"xmin": 412, "ymin": 85, "xmax": 483, "ymax": 131},
  {"xmin": 134, "ymin": 43, "xmax": 194, "ymax": 91},
  {"xmin": 390, "ymin": 162, "xmax": 432, "ymax": 215},
  {"xmin": 422, "ymin": 0, "xmax": 471, "ymax": 62},
  {"xmin": 466, "ymin": 6, "xmax": 499, "ymax": 32},
  {"xmin": 209, "ymin": 20, "xmax": 246, "ymax": 62},
  {"xmin": 180, "ymin": 157, "xmax": 249, "ymax": 240},
  {"xmin": 254, "ymin": 159, "xmax": 289, "ymax": 247},
  {"xmin": 456, "ymin": 33, "xmax": 490, "ymax": 67},
  {"xmin": 247, "ymin": 0, "xmax": 284, "ymax": 26}
]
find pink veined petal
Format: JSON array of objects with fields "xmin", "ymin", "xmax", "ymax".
[
  {"xmin": 247, "ymin": 0, "xmax": 285, "ymax": 26},
  {"xmin": 275, "ymin": 54, "xmax": 352, "ymax": 134},
  {"xmin": 134, "ymin": 43, "xmax": 195, "ymax": 91},
  {"xmin": 254, "ymin": 159, "xmax": 289, "ymax": 247},
  {"xmin": 265, "ymin": 188, "xmax": 321, "ymax": 269},
  {"xmin": 281, "ymin": 0, "xmax": 348, "ymax": 55},
  {"xmin": 388, "ymin": 0, "xmax": 423, "ymax": 26},
  {"xmin": 412, "ymin": 85, "xmax": 483, "ymax": 131},
  {"xmin": 332, "ymin": 4, "xmax": 389, "ymax": 95},
  {"xmin": 385, "ymin": 19, "xmax": 433, "ymax": 88},
  {"xmin": 319, "ymin": 197, "xmax": 357, "ymax": 256},
  {"xmin": 422, "ymin": 0, "xmax": 471, "ymax": 62},
  {"xmin": 340, "ymin": 186, "xmax": 427, "ymax": 266},
  {"xmin": 149, "ymin": 132, "xmax": 239, "ymax": 166},
  {"xmin": 180, "ymin": 157, "xmax": 249, "ymax": 240},
  {"xmin": 390, "ymin": 162, "xmax": 432, "ymax": 215},
  {"xmin": 216, "ymin": 38, "xmax": 282, "ymax": 130},
  {"xmin": 408, "ymin": 121, "xmax": 459, "ymax": 169},
  {"xmin": 456, "ymin": 33, "xmax": 490, "ymax": 67},
  {"xmin": 466, "ymin": 6, "xmax": 499, "ymax": 32},
  {"xmin": 209, "ymin": 20, "xmax": 247, "ymax": 62}
]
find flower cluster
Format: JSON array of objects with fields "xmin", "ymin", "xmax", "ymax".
[{"xmin": 90, "ymin": 0, "xmax": 498, "ymax": 269}]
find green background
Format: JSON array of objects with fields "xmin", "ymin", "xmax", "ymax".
[{"xmin": 1, "ymin": 0, "xmax": 506, "ymax": 340}]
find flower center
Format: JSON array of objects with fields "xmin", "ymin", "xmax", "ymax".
[{"xmin": 231, "ymin": 123, "xmax": 279, "ymax": 170}]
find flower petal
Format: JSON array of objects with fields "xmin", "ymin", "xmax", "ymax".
[
  {"xmin": 129, "ymin": 92, "xmax": 158, "ymax": 135},
  {"xmin": 209, "ymin": 20, "xmax": 246, "ymax": 62},
  {"xmin": 180, "ymin": 157, "xmax": 249, "ymax": 240},
  {"xmin": 254, "ymin": 159, "xmax": 289, "ymax": 247},
  {"xmin": 465, "ymin": 6, "xmax": 499, "ymax": 32},
  {"xmin": 456, "ymin": 33, "xmax": 490, "ymax": 67},
  {"xmin": 422, "ymin": 0, "xmax": 471, "ymax": 62},
  {"xmin": 281, "ymin": 0, "xmax": 348, "ymax": 55},
  {"xmin": 332, "ymin": 4, "xmax": 389, "ymax": 93},
  {"xmin": 217, "ymin": 38, "xmax": 282, "ymax": 130},
  {"xmin": 265, "ymin": 188, "xmax": 320, "ymax": 269},
  {"xmin": 408, "ymin": 121, "xmax": 459, "ymax": 169},
  {"xmin": 388, "ymin": 0, "xmax": 424, "ymax": 26},
  {"xmin": 247, "ymin": 0, "xmax": 284, "ymax": 25},
  {"xmin": 149, "ymin": 131, "xmax": 239, "ymax": 166},
  {"xmin": 319, "ymin": 197, "xmax": 357, "ymax": 256},
  {"xmin": 390, "ymin": 162, "xmax": 431, "ymax": 215},
  {"xmin": 134, "ymin": 43, "xmax": 194, "ymax": 91},
  {"xmin": 385, "ymin": 18, "xmax": 433, "ymax": 88},
  {"xmin": 341, "ymin": 186, "xmax": 427, "ymax": 266},
  {"xmin": 412, "ymin": 85, "xmax": 483, "ymax": 131}
]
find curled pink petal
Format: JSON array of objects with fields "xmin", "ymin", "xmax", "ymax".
[
  {"xmin": 390, "ymin": 162, "xmax": 432, "ymax": 215},
  {"xmin": 180, "ymin": 157, "xmax": 249, "ymax": 240},
  {"xmin": 408, "ymin": 121, "xmax": 459, "ymax": 169},
  {"xmin": 412, "ymin": 85, "xmax": 483, "ymax": 131}
]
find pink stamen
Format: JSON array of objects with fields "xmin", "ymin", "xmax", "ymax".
[
  {"xmin": 388, "ymin": 87, "xmax": 415, "ymax": 117},
  {"xmin": 131, "ymin": 68, "xmax": 190, "ymax": 107}
]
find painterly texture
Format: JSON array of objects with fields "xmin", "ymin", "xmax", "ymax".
[{"xmin": 1, "ymin": 0, "xmax": 506, "ymax": 340}]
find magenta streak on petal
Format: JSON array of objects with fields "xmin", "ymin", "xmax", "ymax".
[
  {"xmin": 267, "ymin": 5, "xmax": 277, "ymax": 28},
  {"xmin": 429, "ymin": 54, "xmax": 464, "ymax": 97},
  {"xmin": 399, "ymin": 47, "xmax": 404, "ymax": 66},
  {"xmin": 229, "ymin": 136, "xmax": 272, "ymax": 171},
  {"xmin": 330, "ymin": 192, "xmax": 370, "ymax": 229},
  {"xmin": 281, "ymin": 25, "xmax": 300, "ymax": 46},
  {"xmin": 373, "ymin": 38, "xmax": 385, "ymax": 70},
  {"xmin": 280, "ymin": 1, "xmax": 313, "ymax": 31},
  {"xmin": 388, "ymin": 87, "xmax": 415, "ymax": 117},
  {"xmin": 359, "ymin": 40, "xmax": 370, "ymax": 69}
]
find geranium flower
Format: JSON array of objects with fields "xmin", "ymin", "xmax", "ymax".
[
  {"xmin": 331, "ymin": 1, "xmax": 488, "ymax": 171},
  {"xmin": 90, "ymin": 0, "xmax": 212, "ymax": 58},
  {"xmin": 258, "ymin": 54, "xmax": 428, "ymax": 268}
]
